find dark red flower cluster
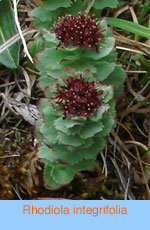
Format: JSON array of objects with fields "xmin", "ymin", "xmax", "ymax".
[
  {"xmin": 54, "ymin": 74, "xmax": 103, "ymax": 119},
  {"xmin": 53, "ymin": 13, "xmax": 103, "ymax": 51}
]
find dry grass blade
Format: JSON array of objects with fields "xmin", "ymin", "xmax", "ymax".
[
  {"xmin": 115, "ymin": 121, "xmax": 150, "ymax": 199},
  {"xmin": 12, "ymin": 0, "xmax": 33, "ymax": 63},
  {"xmin": 1, "ymin": 93, "xmax": 40, "ymax": 125},
  {"xmin": 110, "ymin": 157, "xmax": 135, "ymax": 200},
  {"xmin": 0, "ymin": 29, "xmax": 36, "ymax": 54},
  {"xmin": 85, "ymin": 0, "xmax": 95, "ymax": 13}
]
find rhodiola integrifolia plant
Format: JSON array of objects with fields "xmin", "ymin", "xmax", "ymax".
[{"xmin": 31, "ymin": 0, "xmax": 125, "ymax": 189}]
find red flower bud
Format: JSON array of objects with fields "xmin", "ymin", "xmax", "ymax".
[
  {"xmin": 53, "ymin": 73, "xmax": 104, "ymax": 119},
  {"xmin": 53, "ymin": 13, "xmax": 104, "ymax": 51}
]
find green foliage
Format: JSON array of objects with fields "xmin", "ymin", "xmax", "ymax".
[
  {"xmin": 35, "ymin": 74, "xmax": 116, "ymax": 189},
  {"xmin": 30, "ymin": 0, "xmax": 73, "ymax": 29},
  {"xmin": 41, "ymin": 0, "xmax": 72, "ymax": 11},
  {"xmin": 36, "ymin": 21, "xmax": 125, "ymax": 93},
  {"xmin": 138, "ymin": 0, "xmax": 150, "ymax": 23},
  {"xmin": 0, "ymin": 0, "xmax": 20, "ymax": 69},
  {"xmin": 30, "ymin": 0, "xmax": 119, "ymax": 28},
  {"xmin": 33, "ymin": 0, "xmax": 125, "ymax": 190},
  {"xmin": 93, "ymin": 0, "xmax": 119, "ymax": 9},
  {"xmin": 30, "ymin": 0, "xmax": 119, "ymax": 29},
  {"xmin": 106, "ymin": 17, "xmax": 150, "ymax": 39}
]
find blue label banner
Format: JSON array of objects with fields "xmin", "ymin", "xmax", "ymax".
[{"xmin": 0, "ymin": 200, "xmax": 149, "ymax": 230}]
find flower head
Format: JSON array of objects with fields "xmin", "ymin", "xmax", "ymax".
[
  {"xmin": 53, "ymin": 13, "xmax": 103, "ymax": 51},
  {"xmin": 53, "ymin": 73, "xmax": 103, "ymax": 119}
]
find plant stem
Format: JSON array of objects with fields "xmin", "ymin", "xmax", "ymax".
[{"xmin": 85, "ymin": 0, "xmax": 95, "ymax": 14}]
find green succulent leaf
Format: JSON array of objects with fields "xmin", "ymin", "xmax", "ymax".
[
  {"xmin": 93, "ymin": 0, "xmax": 119, "ymax": 9},
  {"xmin": 54, "ymin": 117, "xmax": 70, "ymax": 134},
  {"xmin": 99, "ymin": 19, "xmax": 108, "ymax": 34},
  {"xmin": 37, "ymin": 47, "xmax": 79, "ymax": 75},
  {"xmin": 90, "ymin": 105, "xmax": 110, "ymax": 122},
  {"xmin": 114, "ymin": 85, "xmax": 124, "ymax": 98},
  {"xmin": 43, "ymin": 106, "xmax": 58, "ymax": 126},
  {"xmin": 38, "ymin": 76, "xmax": 53, "ymax": 91},
  {"xmin": 101, "ymin": 52, "xmax": 117, "ymax": 63},
  {"xmin": 55, "ymin": 117, "xmax": 83, "ymax": 135},
  {"xmin": 43, "ymin": 30, "xmax": 59, "ymax": 47},
  {"xmin": 44, "ymin": 163, "xmax": 60, "ymax": 189},
  {"xmin": 85, "ymin": 37, "xmax": 115, "ymax": 60},
  {"xmin": 58, "ymin": 132, "xmax": 85, "ymax": 147},
  {"xmin": 70, "ymin": 159, "xmax": 95, "ymax": 171},
  {"xmin": 79, "ymin": 122, "xmax": 103, "ymax": 139},
  {"xmin": 29, "ymin": 33, "xmax": 44, "ymax": 58},
  {"xmin": 35, "ymin": 118, "xmax": 44, "ymax": 144},
  {"xmin": 94, "ymin": 62, "xmax": 115, "ymax": 81},
  {"xmin": 40, "ymin": 123, "xmax": 58, "ymax": 145},
  {"xmin": 103, "ymin": 65, "xmax": 126, "ymax": 89},
  {"xmin": 30, "ymin": 3, "xmax": 62, "ymax": 20},
  {"xmin": 37, "ymin": 98, "xmax": 49, "ymax": 114},
  {"xmin": 39, "ymin": 143, "xmax": 83, "ymax": 164},
  {"xmin": 30, "ymin": 7, "xmax": 53, "ymax": 22},
  {"xmin": 30, "ymin": 0, "xmax": 71, "ymax": 28},
  {"xmin": 42, "ymin": 0, "xmax": 72, "ymax": 11},
  {"xmin": 38, "ymin": 145, "xmax": 56, "ymax": 162},
  {"xmin": 51, "ymin": 164, "xmax": 75, "ymax": 185},
  {"xmin": 44, "ymin": 85, "xmax": 57, "ymax": 99},
  {"xmin": 37, "ymin": 48, "xmax": 65, "ymax": 70},
  {"xmin": 99, "ymin": 18, "xmax": 113, "ymax": 37},
  {"xmin": 50, "ymin": 144, "xmax": 83, "ymax": 164},
  {"xmin": 67, "ymin": 58, "xmax": 97, "ymax": 73},
  {"xmin": 65, "ymin": 119, "xmax": 84, "ymax": 129},
  {"xmin": 101, "ymin": 116, "xmax": 115, "ymax": 136},
  {"xmin": 107, "ymin": 100, "xmax": 116, "ymax": 117},
  {"xmin": 81, "ymin": 136, "xmax": 106, "ymax": 160},
  {"xmin": 101, "ymin": 85, "xmax": 114, "ymax": 103},
  {"xmin": 65, "ymin": 0, "xmax": 86, "ymax": 14},
  {"xmin": 30, "ymin": 8, "xmax": 61, "ymax": 29}
]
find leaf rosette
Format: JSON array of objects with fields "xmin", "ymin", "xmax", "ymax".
[
  {"xmin": 35, "ymin": 72, "xmax": 115, "ymax": 189},
  {"xmin": 31, "ymin": 1, "xmax": 125, "ymax": 190},
  {"xmin": 35, "ymin": 18, "xmax": 125, "ymax": 97}
]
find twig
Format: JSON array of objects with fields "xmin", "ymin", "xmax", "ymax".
[
  {"xmin": 116, "ymin": 46, "xmax": 148, "ymax": 56},
  {"xmin": 1, "ymin": 93, "xmax": 40, "ymax": 125},
  {"xmin": 85, "ymin": 0, "xmax": 95, "ymax": 14},
  {"xmin": 12, "ymin": 185, "xmax": 22, "ymax": 200},
  {"xmin": 0, "ymin": 154, "xmax": 19, "ymax": 159},
  {"xmin": 124, "ymin": 169, "xmax": 132, "ymax": 200},
  {"xmin": 148, "ymin": 118, "xmax": 150, "ymax": 148},
  {"xmin": 12, "ymin": 0, "xmax": 33, "ymax": 63},
  {"xmin": 111, "ymin": 128, "xmax": 150, "ymax": 167},
  {"xmin": 110, "ymin": 157, "xmax": 135, "ymax": 200},
  {"xmin": 125, "ymin": 141, "xmax": 149, "ymax": 151},
  {"xmin": 134, "ymin": 145, "xmax": 150, "ymax": 199},
  {"xmin": 101, "ymin": 149, "xmax": 108, "ymax": 177},
  {"xmin": 124, "ymin": 141, "xmax": 150, "ymax": 198}
]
